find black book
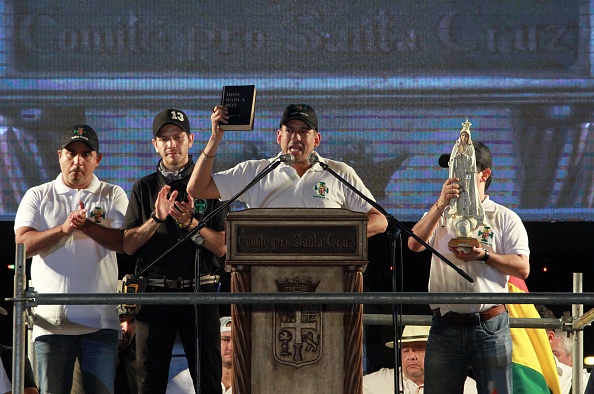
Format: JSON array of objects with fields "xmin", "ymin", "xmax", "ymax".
[{"xmin": 219, "ymin": 85, "xmax": 256, "ymax": 131}]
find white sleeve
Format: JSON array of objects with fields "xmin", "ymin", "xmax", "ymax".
[
  {"xmin": 0, "ymin": 356, "xmax": 11, "ymax": 393},
  {"xmin": 109, "ymin": 185, "xmax": 129, "ymax": 228}
]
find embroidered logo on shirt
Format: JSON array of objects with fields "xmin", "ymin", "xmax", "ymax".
[
  {"xmin": 91, "ymin": 207, "xmax": 105, "ymax": 224},
  {"xmin": 194, "ymin": 199, "xmax": 207, "ymax": 215},
  {"xmin": 313, "ymin": 182, "xmax": 329, "ymax": 199},
  {"xmin": 478, "ymin": 226, "xmax": 494, "ymax": 246}
]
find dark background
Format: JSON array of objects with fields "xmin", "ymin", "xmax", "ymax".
[{"xmin": 2, "ymin": 220, "xmax": 593, "ymax": 372}]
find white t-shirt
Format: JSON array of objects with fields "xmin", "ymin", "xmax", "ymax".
[
  {"xmin": 427, "ymin": 196, "xmax": 530, "ymax": 314},
  {"xmin": 556, "ymin": 357, "xmax": 591, "ymax": 394},
  {"xmin": 14, "ymin": 174, "xmax": 128, "ymax": 340},
  {"xmin": 165, "ymin": 368, "xmax": 233, "ymax": 393},
  {"xmin": 222, "ymin": 382, "xmax": 232, "ymax": 394},
  {"xmin": 166, "ymin": 368, "xmax": 193, "ymax": 393},
  {"xmin": 0, "ymin": 356, "xmax": 10, "ymax": 394},
  {"xmin": 363, "ymin": 367, "xmax": 478, "ymax": 394},
  {"xmin": 212, "ymin": 153, "xmax": 374, "ymax": 212}
]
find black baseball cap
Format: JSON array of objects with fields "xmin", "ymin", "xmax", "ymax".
[
  {"xmin": 152, "ymin": 108, "xmax": 190, "ymax": 136},
  {"xmin": 473, "ymin": 141, "xmax": 492, "ymax": 170},
  {"xmin": 60, "ymin": 124, "xmax": 100, "ymax": 151},
  {"xmin": 279, "ymin": 104, "xmax": 318, "ymax": 131},
  {"xmin": 438, "ymin": 140, "xmax": 493, "ymax": 190}
]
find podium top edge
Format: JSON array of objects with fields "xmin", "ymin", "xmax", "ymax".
[{"xmin": 226, "ymin": 208, "xmax": 368, "ymax": 219}]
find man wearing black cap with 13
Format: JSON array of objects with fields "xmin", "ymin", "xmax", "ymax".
[
  {"xmin": 14, "ymin": 124, "xmax": 129, "ymax": 394},
  {"xmin": 186, "ymin": 104, "xmax": 387, "ymax": 236},
  {"xmin": 122, "ymin": 109, "xmax": 228, "ymax": 393},
  {"xmin": 408, "ymin": 139, "xmax": 530, "ymax": 394}
]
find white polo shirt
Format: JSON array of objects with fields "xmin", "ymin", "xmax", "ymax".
[
  {"xmin": 213, "ymin": 153, "xmax": 374, "ymax": 212},
  {"xmin": 0, "ymin": 356, "xmax": 10, "ymax": 394},
  {"xmin": 14, "ymin": 174, "xmax": 128, "ymax": 340},
  {"xmin": 427, "ymin": 196, "xmax": 530, "ymax": 314}
]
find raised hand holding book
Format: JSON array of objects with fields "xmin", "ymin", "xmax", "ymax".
[{"xmin": 219, "ymin": 85, "xmax": 256, "ymax": 131}]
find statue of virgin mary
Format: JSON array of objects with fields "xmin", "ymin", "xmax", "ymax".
[{"xmin": 447, "ymin": 118, "xmax": 484, "ymax": 248}]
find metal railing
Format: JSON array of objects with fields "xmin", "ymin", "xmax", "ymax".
[{"xmin": 7, "ymin": 244, "xmax": 594, "ymax": 393}]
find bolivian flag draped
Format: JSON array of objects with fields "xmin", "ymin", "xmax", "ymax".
[{"xmin": 507, "ymin": 277, "xmax": 560, "ymax": 394}]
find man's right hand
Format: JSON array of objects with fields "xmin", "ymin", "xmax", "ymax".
[
  {"xmin": 211, "ymin": 106, "xmax": 229, "ymax": 136},
  {"xmin": 439, "ymin": 177, "xmax": 461, "ymax": 207},
  {"xmin": 61, "ymin": 201, "xmax": 88, "ymax": 234},
  {"xmin": 154, "ymin": 185, "xmax": 176, "ymax": 221}
]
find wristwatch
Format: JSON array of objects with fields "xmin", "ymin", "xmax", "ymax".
[
  {"xmin": 150, "ymin": 211, "xmax": 166, "ymax": 223},
  {"xmin": 481, "ymin": 249, "xmax": 490, "ymax": 263},
  {"xmin": 191, "ymin": 232, "xmax": 205, "ymax": 246}
]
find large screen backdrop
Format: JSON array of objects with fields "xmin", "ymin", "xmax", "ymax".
[{"xmin": 1, "ymin": 0, "xmax": 593, "ymax": 222}]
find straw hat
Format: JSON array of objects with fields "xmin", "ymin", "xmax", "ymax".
[{"xmin": 385, "ymin": 325, "xmax": 430, "ymax": 348}]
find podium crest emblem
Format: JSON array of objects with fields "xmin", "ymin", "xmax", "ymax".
[{"xmin": 274, "ymin": 276, "xmax": 322, "ymax": 368}]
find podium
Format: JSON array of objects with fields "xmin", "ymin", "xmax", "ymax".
[{"xmin": 225, "ymin": 208, "xmax": 368, "ymax": 394}]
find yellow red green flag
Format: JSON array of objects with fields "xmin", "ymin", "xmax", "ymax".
[{"xmin": 507, "ymin": 277, "xmax": 560, "ymax": 394}]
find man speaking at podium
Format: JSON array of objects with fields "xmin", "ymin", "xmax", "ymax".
[{"xmin": 187, "ymin": 103, "xmax": 387, "ymax": 237}]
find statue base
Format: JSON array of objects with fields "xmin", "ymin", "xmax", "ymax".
[{"xmin": 448, "ymin": 237, "xmax": 480, "ymax": 249}]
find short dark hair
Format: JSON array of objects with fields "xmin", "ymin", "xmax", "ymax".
[
  {"xmin": 535, "ymin": 304, "xmax": 556, "ymax": 319},
  {"xmin": 473, "ymin": 140, "xmax": 492, "ymax": 191}
]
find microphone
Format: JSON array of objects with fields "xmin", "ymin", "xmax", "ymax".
[
  {"xmin": 438, "ymin": 154, "xmax": 450, "ymax": 168},
  {"xmin": 278, "ymin": 153, "xmax": 295, "ymax": 165},
  {"xmin": 307, "ymin": 152, "xmax": 319, "ymax": 164}
]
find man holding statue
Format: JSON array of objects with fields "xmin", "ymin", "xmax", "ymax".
[{"xmin": 408, "ymin": 119, "xmax": 530, "ymax": 394}]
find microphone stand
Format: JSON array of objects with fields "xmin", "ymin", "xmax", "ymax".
[
  {"xmin": 308, "ymin": 153, "xmax": 474, "ymax": 394},
  {"xmin": 388, "ymin": 225, "xmax": 404, "ymax": 394},
  {"xmin": 193, "ymin": 211, "xmax": 204, "ymax": 394}
]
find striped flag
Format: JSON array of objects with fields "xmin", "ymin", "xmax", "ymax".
[{"xmin": 507, "ymin": 277, "xmax": 560, "ymax": 394}]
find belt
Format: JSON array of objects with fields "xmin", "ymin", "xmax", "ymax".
[
  {"xmin": 147, "ymin": 275, "xmax": 219, "ymax": 289},
  {"xmin": 433, "ymin": 304, "xmax": 507, "ymax": 325}
]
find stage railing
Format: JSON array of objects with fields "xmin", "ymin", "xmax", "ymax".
[{"xmin": 8, "ymin": 244, "xmax": 594, "ymax": 393}]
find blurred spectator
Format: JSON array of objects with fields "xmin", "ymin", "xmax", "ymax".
[
  {"xmin": 0, "ymin": 306, "xmax": 39, "ymax": 394},
  {"xmin": 536, "ymin": 305, "xmax": 590, "ymax": 394},
  {"xmin": 363, "ymin": 325, "xmax": 477, "ymax": 394},
  {"xmin": 220, "ymin": 317, "xmax": 232, "ymax": 394}
]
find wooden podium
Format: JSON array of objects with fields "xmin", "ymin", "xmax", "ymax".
[{"xmin": 225, "ymin": 208, "xmax": 368, "ymax": 394}]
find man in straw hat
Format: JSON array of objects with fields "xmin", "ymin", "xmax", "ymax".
[{"xmin": 363, "ymin": 325, "xmax": 477, "ymax": 394}]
